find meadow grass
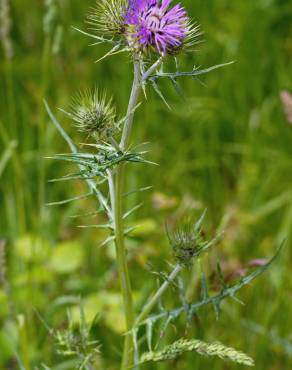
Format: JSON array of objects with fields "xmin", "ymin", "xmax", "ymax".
[{"xmin": 0, "ymin": 0, "xmax": 292, "ymax": 369}]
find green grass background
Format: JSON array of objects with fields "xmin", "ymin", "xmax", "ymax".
[{"xmin": 0, "ymin": 0, "xmax": 292, "ymax": 369}]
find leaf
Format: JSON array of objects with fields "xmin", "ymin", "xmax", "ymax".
[
  {"xmin": 44, "ymin": 100, "xmax": 76, "ymax": 153},
  {"xmin": 77, "ymin": 223, "xmax": 113, "ymax": 230},
  {"xmin": 194, "ymin": 208, "xmax": 207, "ymax": 232},
  {"xmin": 45, "ymin": 101, "xmax": 112, "ymax": 219},
  {"xmin": 140, "ymin": 242, "xmax": 284, "ymax": 326},
  {"xmin": 124, "ymin": 186, "xmax": 153, "ymax": 197},
  {"xmin": 146, "ymin": 320, "xmax": 153, "ymax": 352},
  {"xmin": 200, "ymin": 271, "xmax": 209, "ymax": 301},
  {"xmin": 46, "ymin": 192, "xmax": 93, "ymax": 206},
  {"xmin": 153, "ymin": 61, "xmax": 235, "ymax": 80},
  {"xmin": 123, "ymin": 203, "xmax": 144, "ymax": 219},
  {"xmin": 95, "ymin": 44, "xmax": 129, "ymax": 64},
  {"xmin": 149, "ymin": 77, "xmax": 171, "ymax": 109},
  {"xmin": 72, "ymin": 26, "xmax": 117, "ymax": 45},
  {"xmin": 170, "ymin": 77, "xmax": 185, "ymax": 100}
]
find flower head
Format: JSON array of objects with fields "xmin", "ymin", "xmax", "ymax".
[
  {"xmin": 169, "ymin": 221, "xmax": 201, "ymax": 266},
  {"xmin": 88, "ymin": 0, "xmax": 127, "ymax": 37},
  {"xmin": 68, "ymin": 89, "xmax": 117, "ymax": 141},
  {"xmin": 168, "ymin": 212, "xmax": 219, "ymax": 266},
  {"xmin": 124, "ymin": 0, "xmax": 195, "ymax": 55}
]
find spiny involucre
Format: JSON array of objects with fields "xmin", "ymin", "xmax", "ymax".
[
  {"xmin": 87, "ymin": 0, "xmax": 127, "ymax": 37},
  {"xmin": 168, "ymin": 213, "xmax": 220, "ymax": 266},
  {"xmin": 65, "ymin": 89, "xmax": 117, "ymax": 141}
]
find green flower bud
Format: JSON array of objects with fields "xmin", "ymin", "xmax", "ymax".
[
  {"xmin": 169, "ymin": 222, "xmax": 202, "ymax": 266},
  {"xmin": 168, "ymin": 212, "xmax": 219, "ymax": 266},
  {"xmin": 69, "ymin": 89, "xmax": 117, "ymax": 141},
  {"xmin": 87, "ymin": 0, "xmax": 127, "ymax": 38}
]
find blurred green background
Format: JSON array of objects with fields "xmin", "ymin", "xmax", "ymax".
[{"xmin": 0, "ymin": 0, "xmax": 292, "ymax": 369}]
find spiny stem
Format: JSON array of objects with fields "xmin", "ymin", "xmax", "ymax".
[
  {"xmin": 112, "ymin": 57, "xmax": 164, "ymax": 369},
  {"xmin": 109, "ymin": 136, "xmax": 121, "ymax": 152},
  {"xmin": 142, "ymin": 56, "xmax": 163, "ymax": 81},
  {"xmin": 110, "ymin": 59, "xmax": 142, "ymax": 370},
  {"xmin": 121, "ymin": 60, "xmax": 141, "ymax": 150},
  {"xmin": 135, "ymin": 264, "xmax": 183, "ymax": 326}
]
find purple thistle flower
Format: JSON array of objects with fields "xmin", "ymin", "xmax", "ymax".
[{"xmin": 124, "ymin": 0, "xmax": 190, "ymax": 54}]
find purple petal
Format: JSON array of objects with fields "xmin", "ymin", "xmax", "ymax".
[{"xmin": 123, "ymin": 0, "xmax": 189, "ymax": 54}]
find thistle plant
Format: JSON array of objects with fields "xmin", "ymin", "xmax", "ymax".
[{"xmin": 45, "ymin": 1, "xmax": 282, "ymax": 369}]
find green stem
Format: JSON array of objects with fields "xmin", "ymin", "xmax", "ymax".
[
  {"xmin": 135, "ymin": 264, "xmax": 182, "ymax": 326},
  {"xmin": 121, "ymin": 60, "xmax": 141, "ymax": 151},
  {"xmin": 112, "ymin": 57, "xmax": 163, "ymax": 369},
  {"xmin": 111, "ymin": 59, "xmax": 141, "ymax": 370}
]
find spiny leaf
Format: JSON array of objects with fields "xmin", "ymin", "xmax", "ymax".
[
  {"xmin": 178, "ymin": 278, "xmax": 188, "ymax": 309},
  {"xmin": 200, "ymin": 271, "xmax": 209, "ymax": 301},
  {"xmin": 44, "ymin": 100, "xmax": 76, "ymax": 153},
  {"xmin": 152, "ymin": 61, "xmax": 235, "ymax": 80},
  {"xmin": 132, "ymin": 327, "xmax": 140, "ymax": 366},
  {"xmin": 124, "ymin": 186, "xmax": 153, "ymax": 197},
  {"xmin": 146, "ymin": 320, "xmax": 153, "ymax": 352},
  {"xmin": 150, "ymin": 78, "xmax": 171, "ymax": 110},
  {"xmin": 100, "ymin": 235, "xmax": 115, "ymax": 247},
  {"xmin": 46, "ymin": 192, "xmax": 93, "ymax": 206},
  {"xmin": 95, "ymin": 43, "xmax": 129, "ymax": 64},
  {"xmin": 77, "ymin": 223, "xmax": 113, "ymax": 230},
  {"xmin": 80, "ymin": 142, "xmax": 115, "ymax": 151},
  {"xmin": 160, "ymin": 315, "xmax": 174, "ymax": 339},
  {"xmin": 125, "ymin": 225, "xmax": 140, "ymax": 235},
  {"xmin": 140, "ymin": 242, "xmax": 284, "ymax": 326},
  {"xmin": 49, "ymin": 150, "xmax": 152, "ymax": 174},
  {"xmin": 170, "ymin": 77, "xmax": 185, "ymax": 100},
  {"xmin": 99, "ymin": 226, "xmax": 139, "ymax": 247},
  {"xmin": 194, "ymin": 208, "xmax": 207, "ymax": 233},
  {"xmin": 48, "ymin": 171, "xmax": 98, "ymax": 183},
  {"xmin": 216, "ymin": 261, "xmax": 228, "ymax": 290},
  {"xmin": 70, "ymin": 209, "xmax": 104, "ymax": 218},
  {"xmin": 45, "ymin": 101, "xmax": 112, "ymax": 218},
  {"xmin": 123, "ymin": 203, "xmax": 144, "ymax": 219},
  {"xmin": 72, "ymin": 26, "xmax": 117, "ymax": 45},
  {"xmin": 117, "ymin": 102, "xmax": 142, "ymax": 128}
]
